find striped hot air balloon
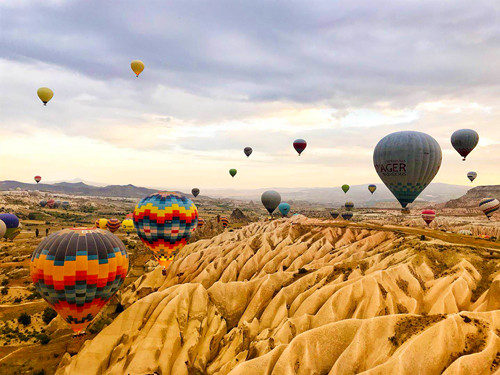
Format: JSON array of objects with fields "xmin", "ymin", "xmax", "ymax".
[
  {"xmin": 46, "ymin": 199, "xmax": 55, "ymax": 208},
  {"xmin": 479, "ymin": 198, "xmax": 499, "ymax": 219},
  {"xmin": 30, "ymin": 228, "xmax": 129, "ymax": 333},
  {"xmin": 345, "ymin": 201, "xmax": 354, "ymax": 211},
  {"xmin": 95, "ymin": 218, "xmax": 108, "ymax": 230},
  {"xmin": 106, "ymin": 218, "xmax": 121, "ymax": 233},
  {"xmin": 330, "ymin": 210, "xmax": 339, "ymax": 219},
  {"xmin": 197, "ymin": 217, "xmax": 205, "ymax": 228},
  {"xmin": 341, "ymin": 212, "xmax": 353, "ymax": 221},
  {"xmin": 133, "ymin": 192, "xmax": 198, "ymax": 269},
  {"xmin": 421, "ymin": 209, "xmax": 436, "ymax": 226},
  {"xmin": 34, "ymin": 176, "xmax": 41, "ymax": 184},
  {"xmin": 293, "ymin": 139, "xmax": 307, "ymax": 155},
  {"xmin": 368, "ymin": 184, "xmax": 377, "ymax": 194},
  {"xmin": 467, "ymin": 171, "xmax": 477, "ymax": 182},
  {"xmin": 220, "ymin": 216, "xmax": 229, "ymax": 228}
]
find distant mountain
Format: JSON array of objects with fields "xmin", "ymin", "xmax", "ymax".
[
  {"xmin": 203, "ymin": 183, "xmax": 471, "ymax": 206},
  {"xmin": 444, "ymin": 185, "xmax": 500, "ymax": 208},
  {"xmin": 0, "ymin": 180, "xmax": 158, "ymax": 198}
]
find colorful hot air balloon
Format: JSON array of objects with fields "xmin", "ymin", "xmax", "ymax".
[
  {"xmin": 107, "ymin": 218, "xmax": 121, "ymax": 233},
  {"xmin": 451, "ymin": 129, "xmax": 479, "ymax": 161},
  {"xmin": 0, "ymin": 221, "xmax": 6, "ymax": 238},
  {"xmin": 261, "ymin": 190, "xmax": 281, "ymax": 215},
  {"xmin": 293, "ymin": 139, "xmax": 307, "ymax": 156},
  {"xmin": 467, "ymin": 171, "xmax": 477, "ymax": 182},
  {"xmin": 46, "ymin": 199, "xmax": 55, "ymax": 208},
  {"xmin": 244, "ymin": 147, "xmax": 253, "ymax": 157},
  {"xmin": 341, "ymin": 212, "xmax": 353, "ymax": 220},
  {"xmin": 34, "ymin": 176, "xmax": 41, "ymax": 184},
  {"xmin": 62, "ymin": 201, "xmax": 70, "ymax": 210},
  {"xmin": 373, "ymin": 131, "xmax": 442, "ymax": 209},
  {"xmin": 37, "ymin": 87, "xmax": 53, "ymax": 106},
  {"xmin": 0, "ymin": 214, "xmax": 20, "ymax": 230},
  {"xmin": 30, "ymin": 228, "xmax": 129, "ymax": 333},
  {"xmin": 192, "ymin": 188, "xmax": 200, "ymax": 198},
  {"xmin": 197, "ymin": 217, "xmax": 205, "ymax": 228},
  {"xmin": 229, "ymin": 169, "xmax": 237, "ymax": 178},
  {"xmin": 278, "ymin": 202, "xmax": 291, "ymax": 217},
  {"xmin": 131, "ymin": 60, "xmax": 145, "ymax": 77},
  {"xmin": 39, "ymin": 200, "xmax": 47, "ymax": 208},
  {"xmin": 330, "ymin": 210, "xmax": 339, "ymax": 219},
  {"xmin": 95, "ymin": 218, "xmax": 108, "ymax": 230},
  {"xmin": 220, "ymin": 216, "xmax": 229, "ymax": 228},
  {"xmin": 345, "ymin": 201, "xmax": 354, "ymax": 211},
  {"xmin": 368, "ymin": 184, "xmax": 376, "ymax": 194},
  {"xmin": 125, "ymin": 213, "xmax": 133, "ymax": 219},
  {"xmin": 5, "ymin": 224, "xmax": 21, "ymax": 241},
  {"xmin": 458, "ymin": 230, "xmax": 472, "ymax": 236},
  {"xmin": 479, "ymin": 198, "xmax": 499, "ymax": 219},
  {"xmin": 121, "ymin": 219, "xmax": 134, "ymax": 234},
  {"xmin": 341, "ymin": 184, "xmax": 350, "ymax": 194},
  {"xmin": 421, "ymin": 209, "xmax": 436, "ymax": 226},
  {"xmin": 133, "ymin": 192, "xmax": 198, "ymax": 269},
  {"xmin": 54, "ymin": 200, "xmax": 61, "ymax": 208}
]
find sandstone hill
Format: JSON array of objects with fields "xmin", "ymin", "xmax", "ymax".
[
  {"xmin": 444, "ymin": 185, "xmax": 500, "ymax": 209},
  {"xmin": 56, "ymin": 216, "xmax": 500, "ymax": 375}
]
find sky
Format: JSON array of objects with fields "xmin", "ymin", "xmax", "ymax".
[{"xmin": 1, "ymin": 0, "xmax": 499, "ymax": 190}]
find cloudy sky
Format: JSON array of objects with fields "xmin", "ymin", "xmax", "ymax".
[{"xmin": 1, "ymin": 0, "xmax": 499, "ymax": 190}]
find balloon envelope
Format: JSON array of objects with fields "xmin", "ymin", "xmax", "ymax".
[
  {"xmin": 244, "ymin": 147, "xmax": 253, "ymax": 157},
  {"xmin": 62, "ymin": 201, "xmax": 70, "ymax": 209},
  {"xmin": 133, "ymin": 192, "xmax": 198, "ymax": 268},
  {"xmin": 479, "ymin": 198, "xmax": 499, "ymax": 219},
  {"xmin": 220, "ymin": 216, "xmax": 229, "ymax": 228},
  {"xmin": 278, "ymin": 202, "xmax": 291, "ymax": 217},
  {"xmin": 229, "ymin": 169, "xmax": 237, "ymax": 177},
  {"xmin": 121, "ymin": 219, "xmax": 135, "ymax": 233},
  {"xmin": 451, "ymin": 129, "xmax": 479, "ymax": 160},
  {"xmin": 37, "ymin": 87, "xmax": 53, "ymax": 105},
  {"xmin": 330, "ymin": 211, "xmax": 339, "ymax": 219},
  {"xmin": 30, "ymin": 228, "xmax": 129, "ymax": 332},
  {"xmin": 341, "ymin": 212, "xmax": 353, "ymax": 220},
  {"xmin": 95, "ymin": 218, "xmax": 108, "ymax": 230},
  {"xmin": 458, "ymin": 230, "xmax": 472, "ymax": 236},
  {"xmin": 345, "ymin": 201, "xmax": 354, "ymax": 210},
  {"xmin": 107, "ymin": 218, "xmax": 121, "ymax": 233},
  {"xmin": 261, "ymin": 190, "xmax": 281, "ymax": 215},
  {"xmin": 0, "ymin": 214, "xmax": 19, "ymax": 229},
  {"xmin": 0, "ymin": 221, "xmax": 6, "ymax": 238},
  {"xmin": 46, "ymin": 199, "xmax": 55, "ymax": 208},
  {"xmin": 341, "ymin": 184, "xmax": 350, "ymax": 194},
  {"xmin": 421, "ymin": 209, "xmax": 436, "ymax": 225},
  {"xmin": 368, "ymin": 184, "xmax": 376, "ymax": 194},
  {"xmin": 293, "ymin": 139, "xmax": 307, "ymax": 155},
  {"xmin": 197, "ymin": 217, "xmax": 205, "ymax": 228},
  {"xmin": 40, "ymin": 200, "xmax": 47, "ymax": 207},
  {"xmin": 192, "ymin": 188, "xmax": 200, "ymax": 198},
  {"xmin": 467, "ymin": 171, "xmax": 477, "ymax": 182},
  {"xmin": 34, "ymin": 176, "xmax": 41, "ymax": 183},
  {"xmin": 373, "ymin": 131, "xmax": 442, "ymax": 208},
  {"xmin": 131, "ymin": 60, "xmax": 145, "ymax": 77}
]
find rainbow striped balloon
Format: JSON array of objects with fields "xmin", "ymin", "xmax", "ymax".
[
  {"xmin": 220, "ymin": 216, "xmax": 229, "ymax": 228},
  {"xmin": 95, "ymin": 218, "xmax": 108, "ymax": 230},
  {"xmin": 107, "ymin": 218, "xmax": 121, "ymax": 233},
  {"xmin": 133, "ymin": 192, "xmax": 198, "ymax": 268},
  {"xmin": 479, "ymin": 198, "xmax": 499, "ymax": 219},
  {"xmin": 30, "ymin": 228, "xmax": 129, "ymax": 333},
  {"xmin": 197, "ymin": 217, "xmax": 205, "ymax": 228}
]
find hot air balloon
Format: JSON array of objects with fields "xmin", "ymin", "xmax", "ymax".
[
  {"xmin": 192, "ymin": 188, "xmax": 200, "ymax": 198},
  {"xmin": 479, "ymin": 198, "xmax": 499, "ymax": 219},
  {"xmin": 0, "ymin": 221, "xmax": 6, "ymax": 238},
  {"xmin": 330, "ymin": 211, "xmax": 339, "ymax": 219},
  {"xmin": 341, "ymin": 184, "xmax": 350, "ymax": 194},
  {"xmin": 341, "ymin": 212, "xmax": 353, "ymax": 220},
  {"xmin": 368, "ymin": 184, "xmax": 376, "ymax": 194},
  {"xmin": 345, "ymin": 201, "xmax": 354, "ymax": 211},
  {"xmin": 62, "ymin": 201, "xmax": 70, "ymax": 210},
  {"xmin": 373, "ymin": 131, "xmax": 442, "ymax": 209},
  {"xmin": 451, "ymin": 129, "xmax": 479, "ymax": 161},
  {"xmin": 278, "ymin": 202, "xmax": 291, "ymax": 217},
  {"xmin": 458, "ymin": 230, "xmax": 472, "ymax": 236},
  {"xmin": 197, "ymin": 217, "xmax": 205, "ymax": 228},
  {"xmin": 229, "ymin": 169, "xmax": 237, "ymax": 178},
  {"xmin": 131, "ymin": 60, "xmax": 145, "ymax": 77},
  {"xmin": 421, "ymin": 210, "xmax": 436, "ymax": 226},
  {"xmin": 293, "ymin": 139, "xmax": 307, "ymax": 156},
  {"xmin": 46, "ymin": 199, "xmax": 55, "ymax": 208},
  {"xmin": 121, "ymin": 219, "xmax": 134, "ymax": 235},
  {"xmin": 244, "ymin": 147, "xmax": 253, "ymax": 157},
  {"xmin": 95, "ymin": 218, "xmax": 108, "ymax": 230},
  {"xmin": 220, "ymin": 216, "xmax": 229, "ymax": 228},
  {"xmin": 40, "ymin": 200, "xmax": 47, "ymax": 208},
  {"xmin": 54, "ymin": 200, "xmax": 61, "ymax": 209},
  {"xmin": 107, "ymin": 218, "xmax": 121, "ymax": 233},
  {"xmin": 125, "ymin": 213, "xmax": 133, "ymax": 219},
  {"xmin": 37, "ymin": 87, "xmax": 53, "ymax": 106},
  {"xmin": 30, "ymin": 228, "xmax": 129, "ymax": 333},
  {"xmin": 5, "ymin": 224, "xmax": 21, "ymax": 241},
  {"xmin": 34, "ymin": 176, "xmax": 41, "ymax": 184},
  {"xmin": 133, "ymin": 192, "xmax": 198, "ymax": 269},
  {"xmin": 261, "ymin": 190, "xmax": 281, "ymax": 215},
  {"xmin": 0, "ymin": 214, "xmax": 20, "ymax": 230},
  {"xmin": 467, "ymin": 171, "xmax": 477, "ymax": 182}
]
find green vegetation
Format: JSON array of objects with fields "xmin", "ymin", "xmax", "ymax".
[
  {"xmin": 42, "ymin": 307, "xmax": 57, "ymax": 325},
  {"xmin": 18, "ymin": 312, "xmax": 31, "ymax": 326}
]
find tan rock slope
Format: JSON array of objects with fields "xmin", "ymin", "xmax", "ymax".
[{"xmin": 56, "ymin": 216, "xmax": 500, "ymax": 375}]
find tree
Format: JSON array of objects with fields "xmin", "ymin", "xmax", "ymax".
[
  {"xmin": 1, "ymin": 287, "xmax": 8, "ymax": 295},
  {"xmin": 42, "ymin": 307, "xmax": 57, "ymax": 325},
  {"xmin": 18, "ymin": 312, "xmax": 31, "ymax": 326}
]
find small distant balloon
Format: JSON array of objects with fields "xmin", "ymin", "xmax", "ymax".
[
  {"xmin": 341, "ymin": 212, "xmax": 353, "ymax": 221},
  {"xmin": 121, "ymin": 219, "xmax": 134, "ymax": 234},
  {"xmin": 345, "ymin": 201, "xmax": 354, "ymax": 211},
  {"xmin": 330, "ymin": 210, "xmax": 339, "ymax": 219},
  {"xmin": 467, "ymin": 171, "xmax": 477, "ymax": 182},
  {"xmin": 458, "ymin": 230, "xmax": 472, "ymax": 236},
  {"xmin": 34, "ymin": 176, "xmax": 41, "ymax": 184},
  {"xmin": 37, "ymin": 87, "xmax": 53, "ymax": 106},
  {"xmin": 244, "ymin": 147, "xmax": 253, "ymax": 157},
  {"xmin": 62, "ymin": 201, "xmax": 70, "ymax": 210},
  {"xmin": 131, "ymin": 60, "xmax": 145, "ymax": 77},
  {"xmin": 451, "ymin": 129, "xmax": 479, "ymax": 161},
  {"xmin": 39, "ymin": 200, "xmax": 47, "ymax": 208},
  {"xmin": 220, "ymin": 216, "xmax": 229, "ymax": 228},
  {"xmin": 229, "ymin": 169, "xmax": 237, "ymax": 178},
  {"xmin": 197, "ymin": 217, "xmax": 205, "ymax": 228},
  {"xmin": 261, "ymin": 190, "xmax": 281, "ymax": 215},
  {"xmin": 107, "ymin": 218, "xmax": 121, "ymax": 233},
  {"xmin": 293, "ymin": 139, "xmax": 307, "ymax": 156},
  {"xmin": 46, "ymin": 199, "xmax": 55, "ymax": 208},
  {"xmin": 421, "ymin": 209, "xmax": 436, "ymax": 226},
  {"xmin": 192, "ymin": 188, "xmax": 200, "ymax": 198},
  {"xmin": 341, "ymin": 184, "xmax": 350, "ymax": 194},
  {"xmin": 0, "ymin": 221, "xmax": 6, "ymax": 238},
  {"xmin": 95, "ymin": 218, "xmax": 108, "ymax": 230},
  {"xmin": 479, "ymin": 198, "xmax": 499, "ymax": 219},
  {"xmin": 368, "ymin": 184, "xmax": 376, "ymax": 194},
  {"xmin": 278, "ymin": 202, "xmax": 291, "ymax": 217}
]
